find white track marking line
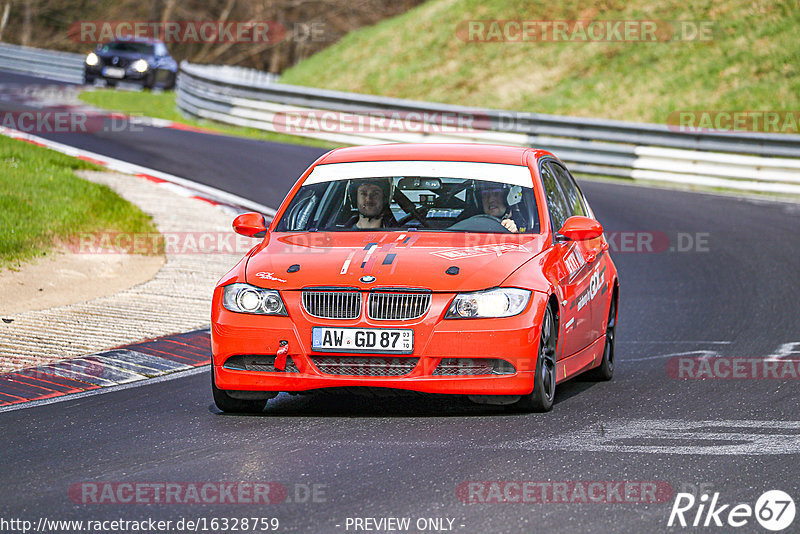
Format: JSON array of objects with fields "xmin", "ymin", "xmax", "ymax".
[
  {"xmin": 765, "ymin": 342, "xmax": 800, "ymax": 361},
  {"xmin": 525, "ymin": 419, "xmax": 800, "ymax": 456},
  {"xmin": 619, "ymin": 341, "xmax": 732, "ymax": 344},
  {"xmin": 624, "ymin": 350, "xmax": 720, "ymax": 363}
]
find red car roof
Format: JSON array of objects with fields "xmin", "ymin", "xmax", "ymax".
[{"xmin": 318, "ymin": 143, "xmax": 554, "ymax": 166}]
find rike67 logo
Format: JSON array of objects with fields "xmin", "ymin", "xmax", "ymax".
[{"xmin": 668, "ymin": 490, "xmax": 795, "ymax": 531}]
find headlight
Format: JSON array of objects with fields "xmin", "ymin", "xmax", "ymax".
[
  {"xmin": 222, "ymin": 284, "xmax": 287, "ymax": 315},
  {"xmin": 85, "ymin": 52, "xmax": 99, "ymax": 66},
  {"xmin": 445, "ymin": 288, "xmax": 531, "ymax": 319},
  {"xmin": 132, "ymin": 59, "xmax": 149, "ymax": 73}
]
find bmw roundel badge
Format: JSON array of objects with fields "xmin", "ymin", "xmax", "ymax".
[{"xmin": 360, "ymin": 275, "xmax": 376, "ymax": 284}]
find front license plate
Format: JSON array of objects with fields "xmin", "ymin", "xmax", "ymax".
[
  {"xmin": 312, "ymin": 327, "xmax": 413, "ymax": 354},
  {"xmin": 103, "ymin": 67, "xmax": 125, "ymax": 78}
]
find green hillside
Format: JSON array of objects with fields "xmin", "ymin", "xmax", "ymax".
[{"xmin": 280, "ymin": 0, "xmax": 799, "ymax": 125}]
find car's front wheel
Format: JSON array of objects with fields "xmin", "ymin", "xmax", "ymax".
[
  {"xmin": 143, "ymin": 71, "xmax": 156, "ymax": 90},
  {"xmin": 586, "ymin": 293, "xmax": 616, "ymax": 381},
  {"xmin": 211, "ymin": 370, "xmax": 274, "ymax": 413},
  {"xmin": 512, "ymin": 304, "xmax": 558, "ymax": 413},
  {"xmin": 164, "ymin": 72, "xmax": 177, "ymax": 91}
]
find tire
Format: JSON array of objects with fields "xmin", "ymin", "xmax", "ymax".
[
  {"xmin": 211, "ymin": 369, "xmax": 269, "ymax": 413},
  {"xmin": 585, "ymin": 293, "xmax": 617, "ymax": 381},
  {"xmin": 512, "ymin": 304, "xmax": 558, "ymax": 413},
  {"xmin": 163, "ymin": 72, "xmax": 176, "ymax": 91},
  {"xmin": 143, "ymin": 72, "xmax": 156, "ymax": 90},
  {"xmin": 105, "ymin": 79, "xmax": 117, "ymax": 88},
  {"xmin": 83, "ymin": 74, "xmax": 96, "ymax": 85}
]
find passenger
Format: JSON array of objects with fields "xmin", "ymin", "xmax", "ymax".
[{"xmin": 479, "ymin": 183, "xmax": 522, "ymax": 233}]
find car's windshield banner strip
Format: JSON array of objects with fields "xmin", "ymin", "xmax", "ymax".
[{"xmin": 304, "ymin": 161, "xmax": 533, "ymax": 187}]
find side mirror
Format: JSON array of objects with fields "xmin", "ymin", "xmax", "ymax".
[
  {"xmin": 557, "ymin": 216, "xmax": 603, "ymax": 241},
  {"xmin": 233, "ymin": 212, "xmax": 268, "ymax": 238}
]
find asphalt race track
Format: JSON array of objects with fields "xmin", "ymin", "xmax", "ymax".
[{"xmin": 1, "ymin": 71, "xmax": 799, "ymax": 533}]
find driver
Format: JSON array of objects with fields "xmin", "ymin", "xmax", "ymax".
[
  {"xmin": 479, "ymin": 183, "xmax": 524, "ymax": 233},
  {"xmin": 348, "ymin": 178, "xmax": 395, "ymax": 229}
]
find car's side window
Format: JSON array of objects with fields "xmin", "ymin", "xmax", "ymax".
[
  {"xmin": 548, "ymin": 162, "xmax": 587, "ymax": 217},
  {"xmin": 539, "ymin": 162, "xmax": 571, "ymax": 233}
]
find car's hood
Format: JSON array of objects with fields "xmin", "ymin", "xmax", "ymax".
[{"xmin": 245, "ymin": 232, "xmax": 548, "ymax": 291}]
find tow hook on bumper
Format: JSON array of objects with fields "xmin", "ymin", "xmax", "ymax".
[{"xmin": 274, "ymin": 340, "xmax": 289, "ymax": 371}]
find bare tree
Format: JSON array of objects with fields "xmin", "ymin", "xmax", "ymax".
[
  {"xmin": 21, "ymin": 0, "xmax": 32, "ymax": 46},
  {"xmin": 2, "ymin": 0, "xmax": 424, "ymax": 73},
  {"xmin": 0, "ymin": 3, "xmax": 12, "ymax": 41}
]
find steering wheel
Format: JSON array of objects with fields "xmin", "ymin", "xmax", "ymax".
[
  {"xmin": 471, "ymin": 214, "xmax": 511, "ymax": 232},
  {"xmin": 447, "ymin": 214, "xmax": 511, "ymax": 233},
  {"xmin": 472, "ymin": 214, "xmax": 501, "ymax": 222}
]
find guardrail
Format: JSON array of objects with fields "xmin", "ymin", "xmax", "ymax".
[
  {"xmin": 177, "ymin": 61, "xmax": 800, "ymax": 195},
  {"xmin": 0, "ymin": 42, "xmax": 85, "ymax": 83}
]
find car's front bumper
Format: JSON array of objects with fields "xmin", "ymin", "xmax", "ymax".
[
  {"xmin": 84, "ymin": 65, "xmax": 149, "ymax": 82},
  {"xmin": 212, "ymin": 289, "xmax": 549, "ymax": 396}
]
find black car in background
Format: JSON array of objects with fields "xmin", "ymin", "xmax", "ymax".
[{"xmin": 84, "ymin": 38, "xmax": 178, "ymax": 90}]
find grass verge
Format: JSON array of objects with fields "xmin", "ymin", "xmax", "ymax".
[
  {"xmin": 78, "ymin": 89, "xmax": 340, "ymax": 149},
  {"xmin": 0, "ymin": 135, "xmax": 158, "ymax": 269}
]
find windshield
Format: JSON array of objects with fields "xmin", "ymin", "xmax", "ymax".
[
  {"xmin": 275, "ymin": 175, "xmax": 540, "ymax": 234},
  {"xmin": 101, "ymin": 42, "xmax": 154, "ymax": 55}
]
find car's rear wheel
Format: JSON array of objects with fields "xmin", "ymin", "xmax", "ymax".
[
  {"xmin": 586, "ymin": 294, "xmax": 616, "ymax": 381},
  {"xmin": 211, "ymin": 370, "xmax": 271, "ymax": 413},
  {"xmin": 512, "ymin": 304, "xmax": 558, "ymax": 413}
]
